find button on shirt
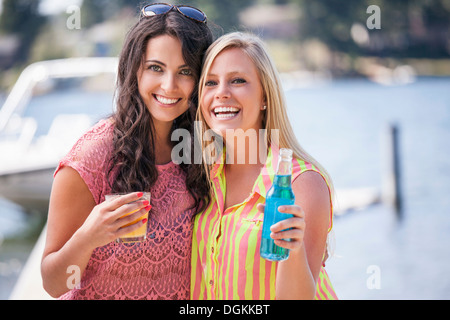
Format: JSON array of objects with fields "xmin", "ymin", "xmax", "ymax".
[{"xmin": 190, "ymin": 145, "xmax": 337, "ymax": 300}]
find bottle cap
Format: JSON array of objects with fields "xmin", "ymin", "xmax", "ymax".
[{"xmin": 279, "ymin": 148, "xmax": 293, "ymax": 160}]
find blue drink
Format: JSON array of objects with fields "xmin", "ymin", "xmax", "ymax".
[{"xmin": 260, "ymin": 149, "xmax": 295, "ymax": 261}]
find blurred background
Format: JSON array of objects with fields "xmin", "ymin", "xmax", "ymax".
[{"xmin": 0, "ymin": 0, "xmax": 449, "ymax": 299}]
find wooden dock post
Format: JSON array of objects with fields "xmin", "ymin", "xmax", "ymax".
[{"xmin": 382, "ymin": 123, "xmax": 403, "ymax": 220}]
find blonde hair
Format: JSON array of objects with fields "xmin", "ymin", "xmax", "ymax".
[{"xmin": 196, "ymin": 32, "xmax": 334, "ymax": 197}]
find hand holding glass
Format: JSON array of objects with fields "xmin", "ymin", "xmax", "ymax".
[{"xmin": 105, "ymin": 192, "xmax": 151, "ymax": 243}]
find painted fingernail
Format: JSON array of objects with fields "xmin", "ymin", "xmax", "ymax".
[
  {"xmin": 143, "ymin": 200, "xmax": 150, "ymax": 206},
  {"xmin": 137, "ymin": 192, "xmax": 144, "ymax": 197},
  {"xmin": 144, "ymin": 205, "xmax": 152, "ymax": 211},
  {"xmin": 142, "ymin": 218, "xmax": 148, "ymax": 224}
]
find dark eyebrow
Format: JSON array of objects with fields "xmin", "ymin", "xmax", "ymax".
[
  {"xmin": 145, "ymin": 59, "xmax": 165, "ymax": 66},
  {"xmin": 145, "ymin": 59, "xmax": 189, "ymax": 69}
]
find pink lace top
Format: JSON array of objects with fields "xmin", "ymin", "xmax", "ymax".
[{"xmin": 54, "ymin": 118, "xmax": 196, "ymax": 300}]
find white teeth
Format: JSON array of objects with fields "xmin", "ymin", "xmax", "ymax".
[
  {"xmin": 215, "ymin": 113, "xmax": 237, "ymax": 119},
  {"xmin": 213, "ymin": 106, "xmax": 239, "ymax": 113},
  {"xmin": 213, "ymin": 106, "xmax": 240, "ymax": 119},
  {"xmin": 155, "ymin": 94, "xmax": 179, "ymax": 105}
]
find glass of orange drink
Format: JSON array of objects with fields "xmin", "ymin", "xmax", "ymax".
[{"xmin": 105, "ymin": 192, "xmax": 150, "ymax": 243}]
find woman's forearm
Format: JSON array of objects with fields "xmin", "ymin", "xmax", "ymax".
[
  {"xmin": 41, "ymin": 228, "xmax": 94, "ymax": 298},
  {"xmin": 275, "ymin": 246, "xmax": 316, "ymax": 300}
]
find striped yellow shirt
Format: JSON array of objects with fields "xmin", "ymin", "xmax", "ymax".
[{"xmin": 191, "ymin": 145, "xmax": 337, "ymax": 299}]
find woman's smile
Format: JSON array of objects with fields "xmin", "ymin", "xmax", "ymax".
[
  {"xmin": 212, "ymin": 106, "xmax": 241, "ymax": 119},
  {"xmin": 153, "ymin": 94, "xmax": 181, "ymax": 106}
]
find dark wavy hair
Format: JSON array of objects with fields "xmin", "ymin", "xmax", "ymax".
[{"xmin": 108, "ymin": 11, "xmax": 213, "ymax": 212}]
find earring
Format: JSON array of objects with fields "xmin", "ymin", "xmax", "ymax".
[{"xmin": 261, "ymin": 105, "xmax": 267, "ymax": 110}]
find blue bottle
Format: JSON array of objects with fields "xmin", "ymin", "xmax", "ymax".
[{"xmin": 260, "ymin": 148, "xmax": 295, "ymax": 261}]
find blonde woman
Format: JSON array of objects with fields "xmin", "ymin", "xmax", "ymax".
[{"xmin": 191, "ymin": 32, "xmax": 337, "ymax": 299}]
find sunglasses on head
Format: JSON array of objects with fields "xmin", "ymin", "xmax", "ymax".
[{"xmin": 140, "ymin": 3, "xmax": 207, "ymax": 23}]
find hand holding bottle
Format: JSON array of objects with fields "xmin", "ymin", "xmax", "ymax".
[
  {"xmin": 257, "ymin": 203, "xmax": 306, "ymax": 253},
  {"xmin": 260, "ymin": 148, "xmax": 297, "ymax": 261}
]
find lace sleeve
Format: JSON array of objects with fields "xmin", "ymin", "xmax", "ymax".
[{"xmin": 54, "ymin": 118, "xmax": 115, "ymax": 204}]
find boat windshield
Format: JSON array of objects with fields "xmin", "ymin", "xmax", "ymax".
[{"xmin": 0, "ymin": 75, "xmax": 115, "ymax": 143}]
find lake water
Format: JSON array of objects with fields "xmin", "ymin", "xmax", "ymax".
[
  {"xmin": 0, "ymin": 77, "xmax": 449, "ymax": 299},
  {"xmin": 284, "ymin": 77, "xmax": 450, "ymax": 299}
]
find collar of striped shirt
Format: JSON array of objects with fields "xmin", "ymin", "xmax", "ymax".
[{"xmin": 209, "ymin": 143, "xmax": 292, "ymax": 198}]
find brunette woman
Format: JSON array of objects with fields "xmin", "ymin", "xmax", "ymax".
[{"xmin": 41, "ymin": 4, "xmax": 212, "ymax": 300}]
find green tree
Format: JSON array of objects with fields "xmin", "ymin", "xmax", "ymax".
[
  {"xmin": 80, "ymin": 0, "xmax": 142, "ymax": 28},
  {"xmin": 0, "ymin": 0, "xmax": 47, "ymax": 67},
  {"xmin": 295, "ymin": 0, "xmax": 450, "ymax": 58},
  {"xmin": 174, "ymin": 0, "xmax": 255, "ymax": 34},
  {"xmin": 80, "ymin": 0, "xmax": 256, "ymax": 34}
]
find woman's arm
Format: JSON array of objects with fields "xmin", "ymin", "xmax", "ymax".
[
  {"xmin": 41, "ymin": 166, "xmax": 150, "ymax": 298},
  {"xmin": 261, "ymin": 170, "xmax": 331, "ymax": 299}
]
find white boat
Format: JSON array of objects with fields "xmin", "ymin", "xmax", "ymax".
[{"xmin": 0, "ymin": 57, "xmax": 118, "ymax": 214}]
